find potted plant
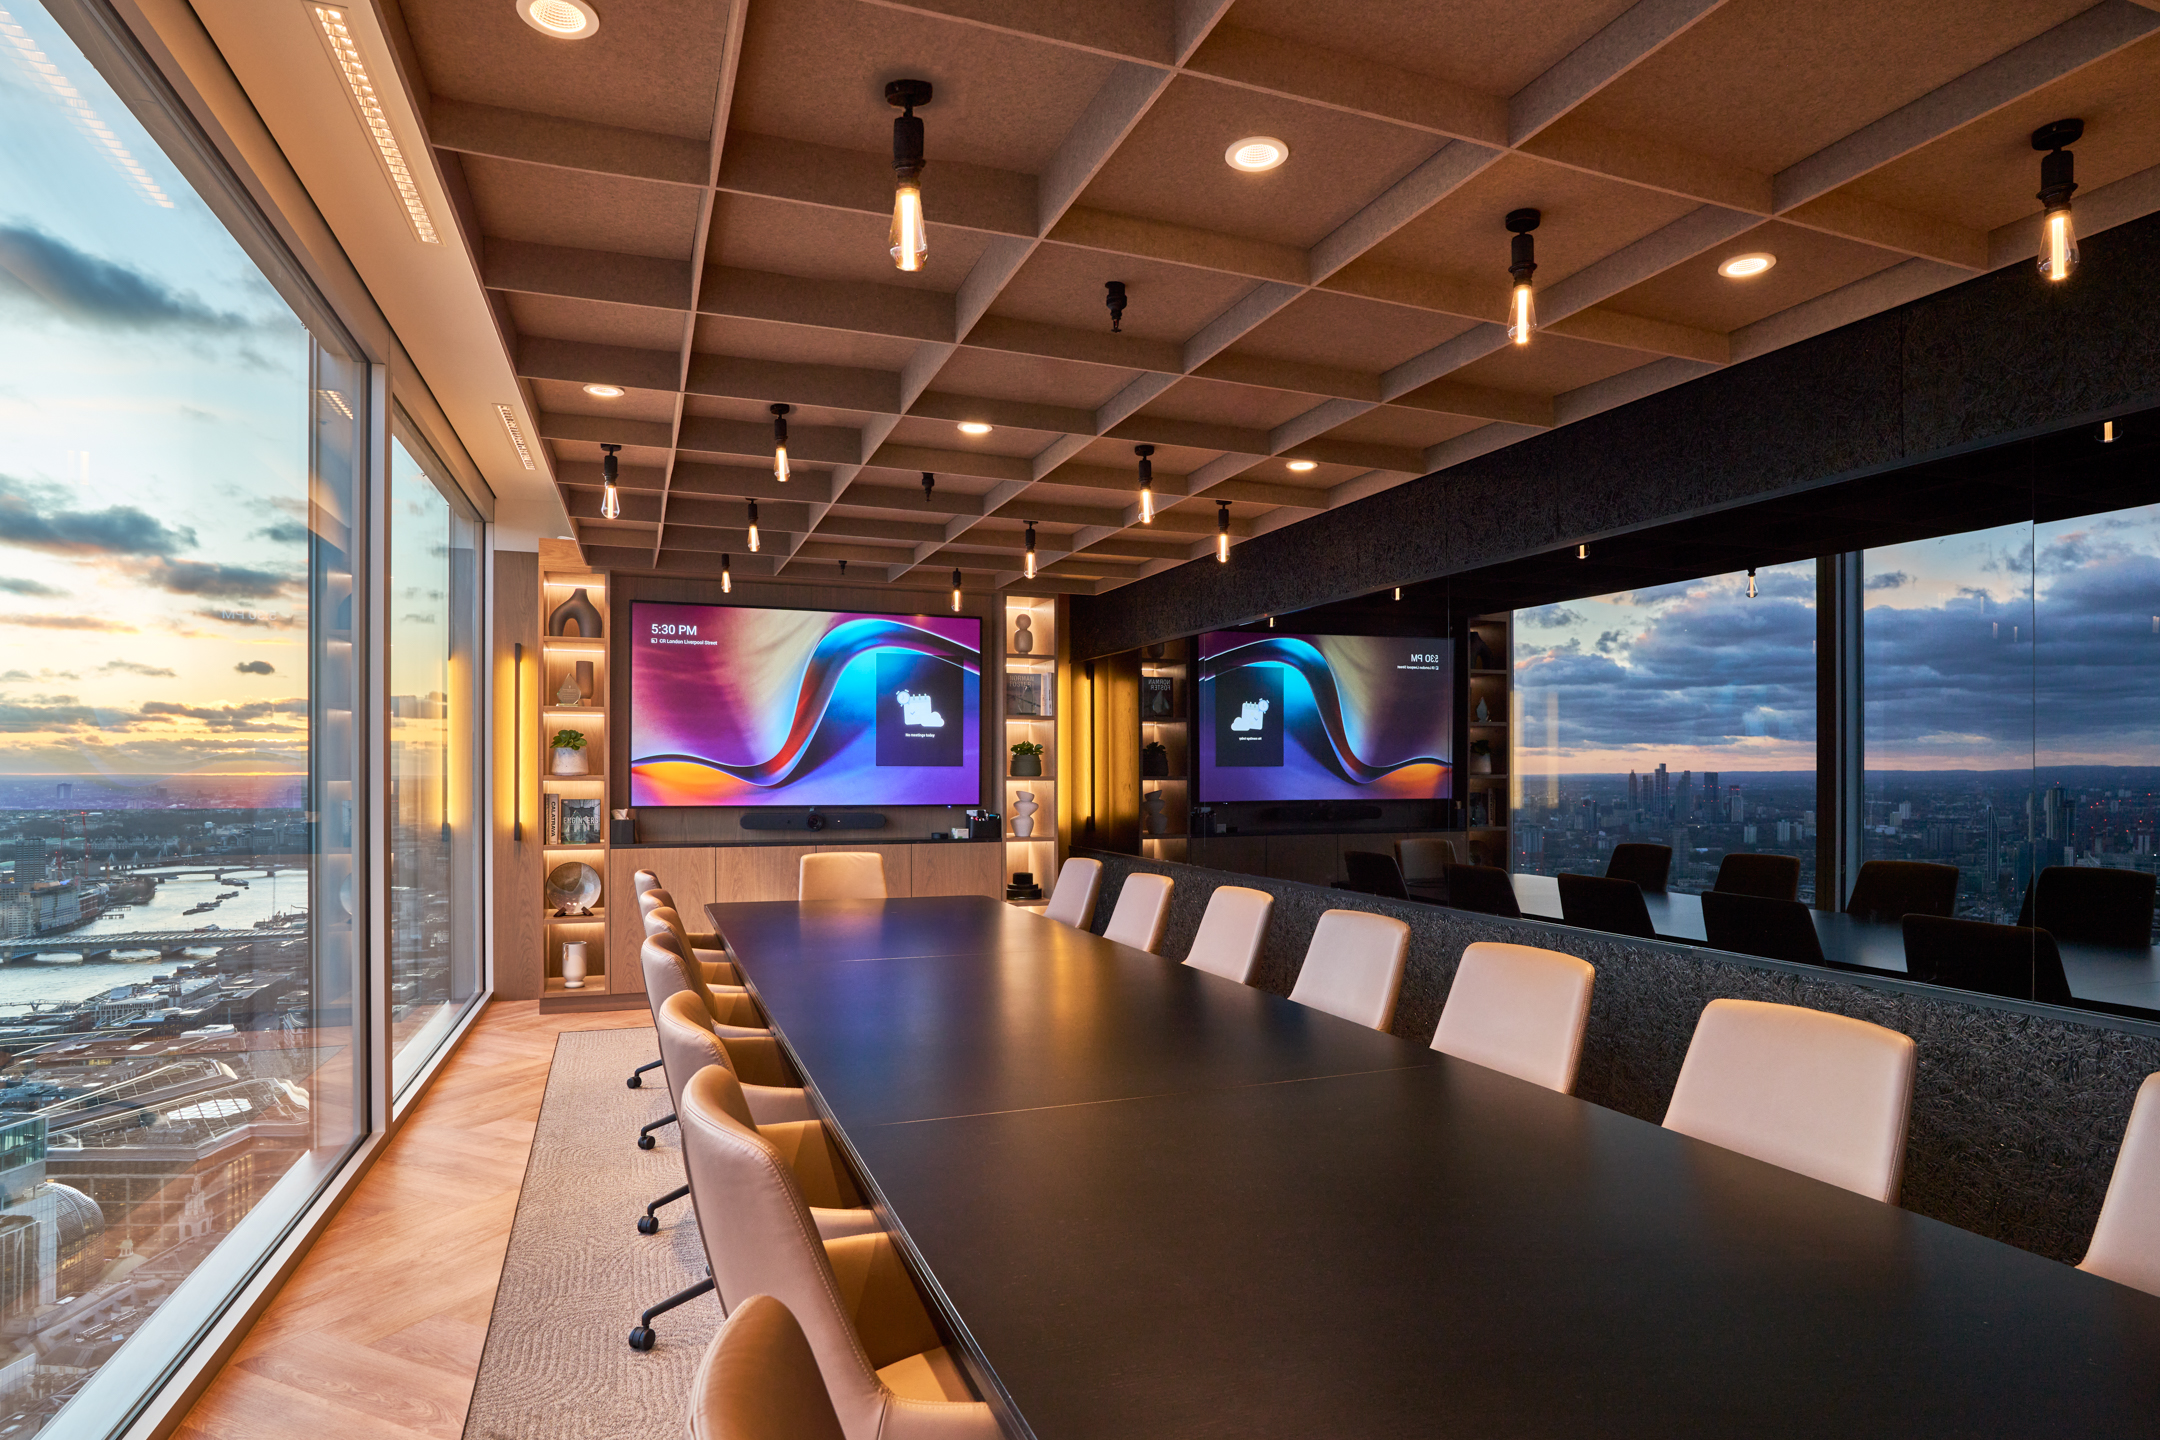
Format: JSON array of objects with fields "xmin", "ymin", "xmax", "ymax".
[
  {"xmin": 551, "ymin": 729, "xmax": 590, "ymax": 776},
  {"xmin": 1010, "ymin": 740, "xmax": 1045, "ymax": 777},
  {"xmin": 1142, "ymin": 740, "xmax": 1169, "ymax": 777},
  {"xmin": 1469, "ymin": 738, "xmax": 1493, "ymax": 775}
]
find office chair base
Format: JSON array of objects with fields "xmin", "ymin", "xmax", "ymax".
[
  {"xmin": 628, "ymin": 1274, "xmax": 715, "ymax": 1351},
  {"xmin": 637, "ymin": 1111, "xmax": 676, "ymax": 1150},
  {"xmin": 637, "ymin": 1183, "xmax": 690, "ymax": 1235},
  {"xmin": 627, "ymin": 1058, "xmax": 663, "ymax": 1090}
]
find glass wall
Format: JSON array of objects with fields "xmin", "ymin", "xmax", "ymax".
[
  {"xmin": 1512, "ymin": 561, "xmax": 1819, "ymax": 898},
  {"xmin": 0, "ymin": 2, "xmax": 364, "ymax": 1429},
  {"xmin": 387, "ymin": 436, "xmax": 483, "ymax": 1092}
]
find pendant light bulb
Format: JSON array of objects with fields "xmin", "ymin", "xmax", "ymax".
[
  {"xmin": 1394, "ymin": 587, "xmax": 1401, "ymax": 601},
  {"xmin": 1505, "ymin": 208, "xmax": 1541, "ymax": 346},
  {"xmin": 2033, "ymin": 119, "xmax": 2082, "ymax": 283},
  {"xmin": 951, "ymin": 567, "xmax": 962, "ymax": 613},
  {"xmin": 599, "ymin": 442, "xmax": 622, "ymax": 520},
  {"xmin": 1216, "ymin": 501, "xmax": 1230, "ymax": 564},
  {"xmin": 1135, "ymin": 444, "xmax": 1155, "ymax": 524},
  {"xmin": 770, "ymin": 404, "xmax": 791, "ymax": 482},
  {"xmin": 1023, "ymin": 521, "xmax": 1037, "ymax": 581},
  {"xmin": 722, "ymin": 553, "xmax": 732, "ymax": 594},
  {"xmin": 1747, "ymin": 567, "xmax": 1757, "ymax": 599},
  {"xmin": 746, "ymin": 499, "xmax": 760, "ymax": 554},
  {"xmin": 887, "ymin": 80, "xmax": 932, "ymax": 272}
]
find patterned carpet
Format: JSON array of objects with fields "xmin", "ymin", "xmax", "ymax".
[{"xmin": 462, "ymin": 1027, "xmax": 716, "ymax": 1440}]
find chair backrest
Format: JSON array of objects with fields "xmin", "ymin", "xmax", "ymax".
[
  {"xmin": 633, "ymin": 868, "xmax": 662, "ymax": 896},
  {"xmin": 1901, "ymin": 915, "xmax": 2071, "ymax": 1004},
  {"xmin": 1440, "ymin": 864, "xmax": 1521, "ymax": 919},
  {"xmin": 799, "ymin": 852, "xmax": 887, "ymax": 902},
  {"xmin": 1713, "ymin": 852, "xmax": 1801, "ymax": 902},
  {"xmin": 1844, "ymin": 860, "xmax": 1959, "ymax": 924},
  {"xmin": 643, "ymin": 932, "xmax": 764, "ymax": 1031},
  {"xmin": 1102, "ymin": 872, "xmax": 1174, "ymax": 953},
  {"xmin": 1604, "ymin": 842, "xmax": 1671, "ymax": 893},
  {"xmin": 1557, "ymin": 872, "xmax": 1655, "ymax": 938},
  {"xmin": 1043, "ymin": 857, "xmax": 1103, "ymax": 930},
  {"xmin": 658, "ymin": 990, "xmax": 755, "ymax": 1120},
  {"xmin": 1699, "ymin": 890, "xmax": 1824, "ymax": 966},
  {"xmin": 2081, "ymin": 1072, "xmax": 2160, "ymax": 1298},
  {"xmin": 639, "ymin": 886, "xmax": 675, "ymax": 921},
  {"xmin": 1395, "ymin": 838, "xmax": 1457, "ymax": 883},
  {"xmin": 2022, "ymin": 866, "xmax": 2157, "ymax": 949},
  {"xmin": 1288, "ymin": 909, "xmax": 1410, "ymax": 1031},
  {"xmin": 1184, "ymin": 885, "xmax": 1274, "ymax": 985},
  {"xmin": 689, "ymin": 1293, "xmax": 847, "ymax": 1440},
  {"xmin": 1664, "ymin": 998, "xmax": 1916, "ymax": 1202},
  {"xmin": 1342, "ymin": 851, "xmax": 1410, "ymax": 900},
  {"xmin": 646, "ymin": 902, "xmax": 709, "ymax": 963},
  {"xmin": 1431, "ymin": 942, "xmax": 1595, "ymax": 1094}
]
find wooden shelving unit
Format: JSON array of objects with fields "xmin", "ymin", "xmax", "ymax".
[
  {"xmin": 999, "ymin": 594, "xmax": 1060, "ymax": 906},
  {"xmin": 1466, "ymin": 612, "xmax": 1511, "ymax": 869},
  {"xmin": 537, "ymin": 541, "xmax": 611, "ymax": 992},
  {"xmin": 1139, "ymin": 639, "xmax": 1193, "ymax": 864}
]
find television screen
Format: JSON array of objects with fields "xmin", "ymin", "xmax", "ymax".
[
  {"xmin": 629, "ymin": 600, "xmax": 981, "ymax": 808},
  {"xmin": 1197, "ymin": 632, "xmax": 1452, "ymax": 803}
]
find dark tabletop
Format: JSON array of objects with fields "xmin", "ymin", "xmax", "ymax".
[{"xmin": 711, "ymin": 895, "xmax": 2160, "ymax": 1439}]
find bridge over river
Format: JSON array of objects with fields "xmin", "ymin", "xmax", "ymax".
[{"xmin": 0, "ymin": 928, "xmax": 308, "ymax": 962}]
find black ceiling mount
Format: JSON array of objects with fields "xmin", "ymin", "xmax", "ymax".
[
  {"xmin": 2034, "ymin": 118, "xmax": 2083, "ymax": 208},
  {"xmin": 2032, "ymin": 117, "xmax": 2084, "ymax": 152},
  {"xmin": 922, "ymin": 471, "xmax": 936, "ymax": 502},
  {"xmin": 1105, "ymin": 280, "xmax": 1128, "ymax": 332},
  {"xmin": 887, "ymin": 79, "xmax": 931, "ymax": 179},
  {"xmin": 599, "ymin": 442, "xmax": 620, "ymax": 481},
  {"xmin": 1506, "ymin": 208, "xmax": 1541, "ymax": 282}
]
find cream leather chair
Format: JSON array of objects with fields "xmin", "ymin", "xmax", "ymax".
[
  {"xmin": 2081, "ymin": 1071, "xmax": 2160, "ymax": 1296},
  {"xmin": 1101, "ymin": 873, "xmax": 1174, "ymax": 953},
  {"xmin": 1430, "ymin": 942, "xmax": 1595, "ymax": 1094},
  {"xmin": 641, "ymin": 885, "xmax": 726, "ymax": 949},
  {"xmin": 801, "ymin": 852, "xmax": 888, "ymax": 901},
  {"xmin": 679, "ymin": 1066, "xmax": 1002, "ymax": 1440},
  {"xmin": 635, "ymin": 933, "xmax": 768, "ymax": 1152},
  {"xmin": 634, "ymin": 867, "xmax": 663, "ymax": 896},
  {"xmin": 643, "ymin": 905, "xmax": 742, "ymax": 987},
  {"xmin": 1664, "ymin": 998, "xmax": 1916, "ymax": 1203},
  {"xmin": 625, "ymin": 868, "xmax": 675, "ymax": 1090},
  {"xmin": 1394, "ymin": 838, "xmax": 1457, "ymax": 884},
  {"xmin": 690, "ymin": 1294, "xmax": 847, "ymax": 1440},
  {"xmin": 1042, "ymin": 857, "xmax": 1102, "ymax": 931},
  {"xmin": 1287, "ymin": 909, "xmax": 1410, "ymax": 1031},
  {"xmin": 1183, "ymin": 886, "xmax": 1273, "ymax": 985}
]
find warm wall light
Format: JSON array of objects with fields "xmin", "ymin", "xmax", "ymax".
[
  {"xmin": 1135, "ymin": 444, "xmax": 1155, "ymax": 524},
  {"xmin": 1023, "ymin": 521, "xmax": 1037, "ymax": 581},
  {"xmin": 583, "ymin": 383, "xmax": 623, "ymax": 398},
  {"xmin": 1505, "ymin": 208, "xmax": 1540, "ymax": 346},
  {"xmin": 722, "ymin": 553, "xmax": 732, "ymax": 594},
  {"xmin": 312, "ymin": 7, "xmax": 440, "ymax": 243},
  {"xmin": 1286, "ymin": 459, "xmax": 1316, "ymax": 472},
  {"xmin": 951, "ymin": 568, "xmax": 963, "ymax": 612},
  {"xmin": 1226, "ymin": 137, "xmax": 1287, "ymax": 172},
  {"xmin": 599, "ymin": 442, "xmax": 622, "ymax": 519},
  {"xmin": 769, "ymin": 403, "xmax": 791, "ymax": 482},
  {"xmin": 958, "ymin": 421, "xmax": 991, "ymax": 436},
  {"xmin": 511, "ymin": 641, "xmax": 524, "ymax": 840},
  {"xmin": 518, "ymin": 0, "xmax": 598, "ymax": 37},
  {"xmin": 1718, "ymin": 253, "xmax": 1776, "ymax": 279},
  {"xmin": 746, "ymin": 500, "xmax": 760, "ymax": 553},
  {"xmin": 2034, "ymin": 118, "xmax": 2083, "ymax": 282},
  {"xmin": 887, "ymin": 79, "xmax": 932, "ymax": 271},
  {"xmin": 1216, "ymin": 501, "xmax": 1230, "ymax": 563}
]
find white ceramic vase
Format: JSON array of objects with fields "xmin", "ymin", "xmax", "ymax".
[
  {"xmin": 1012, "ymin": 791, "xmax": 1038, "ymax": 838},
  {"xmin": 552, "ymin": 746, "xmax": 588, "ymax": 775},
  {"xmin": 561, "ymin": 941, "xmax": 588, "ymax": 989}
]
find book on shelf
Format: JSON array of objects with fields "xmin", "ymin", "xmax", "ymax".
[
  {"xmin": 544, "ymin": 793, "xmax": 560, "ymax": 844},
  {"xmin": 560, "ymin": 797, "xmax": 603, "ymax": 845},
  {"xmin": 1005, "ymin": 670, "xmax": 1052, "ymax": 718}
]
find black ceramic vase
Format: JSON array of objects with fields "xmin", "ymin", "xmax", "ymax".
[{"xmin": 548, "ymin": 587, "xmax": 603, "ymax": 638}]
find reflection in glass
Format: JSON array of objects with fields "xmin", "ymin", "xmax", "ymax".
[
  {"xmin": 0, "ymin": 5, "xmax": 362, "ymax": 1426},
  {"xmin": 1511, "ymin": 562, "xmax": 1818, "ymax": 899},
  {"xmin": 387, "ymin": 440, "xmax": 482, "ymax": 1090}
]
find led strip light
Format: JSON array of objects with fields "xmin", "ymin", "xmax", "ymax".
[
  {"xmin": 0, "ymin": 7, "xmax": 172, "ymax": 207},
  {"xmin": 494, "ymin": 404, "xmax": 536, "ymax": 470},
  {"xmin": 312, "ymin": 6, "xmax": 440, "ymax": 244}
]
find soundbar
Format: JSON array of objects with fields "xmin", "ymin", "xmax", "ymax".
[{"xmin": 739, "ymin": 811, "xmax": 891, "ymax": 832}]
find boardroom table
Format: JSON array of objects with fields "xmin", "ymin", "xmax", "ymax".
[
  {"xmin": 1504, "ymin": 871, "xmax": 2160, "ymax": 1010},
  {"xmin": 709, "ymin": 894, "xmax": 2160, "ymax": 1439}
]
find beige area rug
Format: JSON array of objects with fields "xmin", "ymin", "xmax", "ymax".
[{"xmin": 462, "ymin": 1027, "xmax": 716, "ymax": 1439}]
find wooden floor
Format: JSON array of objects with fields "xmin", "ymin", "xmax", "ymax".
[{"xmin": 175, "ymin": 999, "xmax": 650, "ymax": 1440}]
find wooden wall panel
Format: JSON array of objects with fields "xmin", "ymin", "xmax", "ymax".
[
  {"xmin": 492, "ymin": 550, "xmax": 546, "ymax": 1001},
  {"xmin": 714, "ymin": 844, "xmax": 815, "ymax": 904},
  {"xmin": 912, "ymin": 842, "xmax": 1002, "ymax": 898}
]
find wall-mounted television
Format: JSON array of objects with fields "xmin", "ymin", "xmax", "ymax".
[
  {"xmin": 629, "ymin": 600, "xmax": 981, "ymax": 808},
  {"xmin": 1197, "ymin": 631, "xmax": 1453, "ymax": 803}
]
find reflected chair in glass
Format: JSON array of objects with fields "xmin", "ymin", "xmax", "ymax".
[
  {"xmin": 1440, "ymin": 864, "xmax": 1522, "ymax": 919},
  {"xmin": 1183, "ymin": 885, "xmax": 1274, "ymax": 985},
  {"xmin": 1845, "ymin": 860, "xmax": 1959, "ymax": 924},
  {"xmin": 690, "ymin": 1294, "xmax": 848, "ymax": 1440},
  {"xmin": 636, "ymin": 932, "xmax": 771, "ymax": 1151},
  {"xmin": 1102, "ymin": 872, "xmax": 1174, "ymax": 953},
  {"xmin": 2018, "ymin": 866, "xmax": 2157, "ymax": 949},
  {"xmin": 800, "ymin": 852, "xmax": 888, "ymax": 902},
  {"xmin": 1700, "ymin": 891, "xmax": 1825, "ymax": 966},
  {"xmin": 1664, "ymin": 998, "xmax": 1916, "ymax": 1203},
  {"xmin": 1604, "ymin": 842, "xmax": 1671, "ymax": 893},
  {"xmin": 1395, "ymin": 838, "xmax": 1457, "ymax": 884},
  {"xmin": 1901, "ymin": 916, "xmax": 2071, "ymax": 1004},
  {"xmin": 1712, "ymin": 852, "xmax": 1801, "ymax": 903},
  {"xmin": 676, "ymin": 1065, "xmax": 1001, "ymax": 1437},
  {"xmin": 1431, "ymin": 942, "xmax": 1596, "ymax": 1094},
  {"xmin": 1557, "ymin": 873, "xmax": 1655, "ymax": 938},
  {"xmin": 1044, "ymin": 857, "xmax": 1103, "ymax": 930},
  {"xmin": 1341, "ymin": 851, "xmax": 1411, "ymax": 900},
  {"xmin": 2081, "ymin": 1071, "xmax": 2160, "ymax": 1298},
  {"xmin": 1288, "ymin": 909, "xmax": 1411, "ymax": 1031}
]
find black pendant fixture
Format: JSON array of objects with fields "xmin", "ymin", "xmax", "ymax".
[
  {"xmin": 2034, "ymin": 118, "xmax": 2082, "ymax": 282},
  {"xmin": 599, "ymin": 442, "xmax": 622, "ymax": 519},
  {"xmin": 1216, "ymin": 501, "xmax": 1231, "ymax": 563},
  {"xmin": 950, "ymin": 567, "xmax": 962, "ymax": 613},
  {"xmin": 922, "ymin": 471, "xmax": 936, "ymax": 503},
  {"xmin": 1506, "ymin": 208, "xmax": 1540, "ymax": 345},
  {"xmin": 746, "ymin": 499, "xmax": 760, "ymax": 553},
  {"xmin": 1105, "ymin": 280, "xmax": 1127, "ymax": 332},
  {"xmin": 770, "ymin": 404, "xmax": 791, "ymax": 482},
  {"xmin": 1023, "ymin": 521, "xmax": 1038, "ymax": 581},
  {"xmin": 722, "ymin": 553, "xmax": 732, "ymax": 594},
  {"xmin": 1135, "ymin": 444, "xmax": 1154, "ymax": 524},
  {"xmin": 887, "ymin": 79, "xmax": 932, "ymax": 271}
]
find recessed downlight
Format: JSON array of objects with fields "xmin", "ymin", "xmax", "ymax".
[
  {"xmin": 583, "ymin": 383, "xmax": 623, "ymax": 398},
  {"xmin": 519, "ymin": 0, "xmax": 597, "ymax": 37},
  {"xmin": 1718, "ymin": 252, "xmax": 1776, "ymax": 279},
  {"xmin": 1225, "ymin": 137, "xmax": 1288, "ymax": 172},
  {"xmin": 1285, "ymin": 460, "xmax": 1317, "ymax": 472},
  {"xmin": 957, "ymin": 421, "xmax": 992, "ymax": 435}
]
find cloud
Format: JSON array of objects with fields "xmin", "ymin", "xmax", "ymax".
[
  {"xmin": 0, "ymin": 577, "xmax": 66, "ymax": 597},
  {"xmin": 1524, "ymin": 607, "xmax": 1585, "ymax": 629},
  {"xmin": 139, "ymin": 699, "xmax": 287, "ymax": 731},
  {"xmin": 0, "ymin": 613, "xmax": 136, "ymax": 631},
  {"xmin": 192, "ymin": 607, "xmax": 301, "ymax": 630},
  {"xmin": 400, "ymin": 612, "xmax": 437, "ymax": 625},
  {"xmin": 0, "ymin": 668, "xmax": 79, "ymax": 682},
  {"xmin": 100, "ymin": 660, "xmax": 177, "ymax": 678},
  {"xmin": 1865, "ymin": 570, "xmax": 1910, "ymax": 591},
  {"xmin": 144, "ymin": 558, "xmax": 295, "ymax": 599},
  {"xmin": 0, "ymin": 698, "xmax": 111, "ymax": 732},
  {"xmin": 254, "ymin": 520, "xmax": 310, "ymax": 545},
  {"xmin": 233, "ymin": 660, "xmax": 275, "ymax": 675},
  {"xmin": 0, "ymin": 475, "xmax": 197, "ymax": 557},
  {"xmin": 0, "ymin": 225, "xmax": 250, "ymax": 332}
]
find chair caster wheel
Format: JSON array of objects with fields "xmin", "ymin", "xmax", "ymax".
[
  {"xmin": 636, "ymin": 1215, "xmax": 659, "ymax": 1235},
  {"xmin": 637, "ymin": 1134, "xmax": 656, "ymax": 1150},
  {"xmin": 627, "ymin": 1075, "xmax": 642, "ymax": 1089},
  {"xmin": 628, "ymin": 1327, "xmax": 656, "ymax": 1351}
]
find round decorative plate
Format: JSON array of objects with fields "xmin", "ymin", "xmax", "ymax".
[{"xmin": 546, "ymin": 861, "xmax": 603, "ymax": 911}]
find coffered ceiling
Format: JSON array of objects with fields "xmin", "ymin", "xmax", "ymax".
[{"xmin": 381, "ymin": 0, "xmax": 2160, "ymax": 592}]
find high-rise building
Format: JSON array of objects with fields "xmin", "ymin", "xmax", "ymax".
[
  {"xmin": 1628, "ymin": 770, "xmax": 1640, "ymax": 809},
  {"xmin": 1678, "ymin": 770, "xmax": 1693, "ymax": 821},
  {"xmin": 1654, "ymin": 764, "xmax": 1669, "ymax": 816}
]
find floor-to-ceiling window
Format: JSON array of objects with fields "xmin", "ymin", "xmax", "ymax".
[
  {"xmin": 1512, "ymin": 561, "xmax": 1819, "ymax": 898},
  {"xmin": 386, "ymin": 434, "xmax": 482, "ymax": 1092},
  {"xmin": 0, "ymin": 2, "xmax": 364, "ymax": 1429}
]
